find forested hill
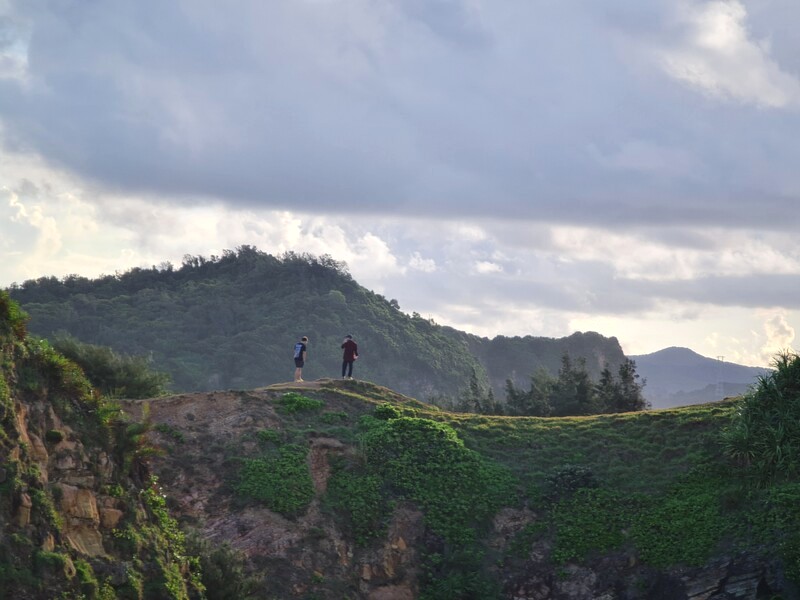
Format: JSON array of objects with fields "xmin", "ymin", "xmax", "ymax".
[{"xmin": 7, "ymin": 247, "xmax": 625, "ymax": 402}]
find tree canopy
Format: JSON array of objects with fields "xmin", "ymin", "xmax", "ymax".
[{"xmin": 9, "ymin": 247, "xmax": 628, "ymax": 406}]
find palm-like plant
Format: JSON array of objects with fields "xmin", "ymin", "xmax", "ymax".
[{"xmin": 721, "ymin": 351, "xmax": 800, "ymax": 484}]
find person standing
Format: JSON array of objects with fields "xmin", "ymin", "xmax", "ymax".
[
  {"xmin": 341, "ymin": 334, "xmax": 358, "ymax": 379},
  {"xmin": 294, "ymin": 336, "xmax": 309, "ymax": 382}
]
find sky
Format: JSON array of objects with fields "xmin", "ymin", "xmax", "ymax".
[{"xmin": 1, "ymin": 0, "xmax": 799, "ymax": 367}]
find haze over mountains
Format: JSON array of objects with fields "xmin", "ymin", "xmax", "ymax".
[
  {"xmin": 6, "ymin": 247, "xmax": 765, "ymax": 408},
  {"xmin": 631, "ymin": 347, "xmax": 770, "ymax": 409}
]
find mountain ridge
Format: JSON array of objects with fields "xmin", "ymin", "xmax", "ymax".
[
  {"xmin": 7, "ymin": 247, "xmax": 627, "ymax": 405},
  {"xmin": 631, "ymin": 346, "xmax": 770, "ymax": 408}
]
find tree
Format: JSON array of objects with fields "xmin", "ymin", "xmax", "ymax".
[
  {"xmin": 550, "ymin": 353, "xmax": 596, "ymax": 416},
  {"xmin": 504, "ymin": 368, "xmax": 553, "ymax": 416},
  {"xmin": 594, "ymin": 365, "xmax": 619, "ymax": 413},
  {"xmin": 615, "ymin": 358, "xmax": 648, "ymax": 412},
  {"xmin": 53, "ymin": 336, "xmax": 171, "ymax": 398}
]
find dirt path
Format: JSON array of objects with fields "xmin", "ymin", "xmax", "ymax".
[{"xmin": 261, "ymin": 378, "xmax": 335, "ymax": 392}]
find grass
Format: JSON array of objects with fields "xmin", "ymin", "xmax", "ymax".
[{"xmin": 444, "ymin": 401, "xmax": 734, "ymax": 496}]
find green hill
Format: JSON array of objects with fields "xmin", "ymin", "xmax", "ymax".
[{"xmin": 7, "ymin": 247, "xmax": 627, "ymax": 404}]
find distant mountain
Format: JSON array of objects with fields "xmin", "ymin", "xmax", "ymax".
[
  {"xmin": 7, "ymin": 247, "xmax": 626, "ymax": 404},
  {"xmin": 630, "ymin": 347, "xmax": 770, "ymax": 408}
]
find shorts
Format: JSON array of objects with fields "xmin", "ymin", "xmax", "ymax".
[{"xmin": 294, "ymin": 358, "xmax": 304, "ymax": 368}]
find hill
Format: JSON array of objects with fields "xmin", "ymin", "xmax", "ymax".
[
  {"xmin": 2, "ymin": 291, "xmax": 799, "ymax": 599},
  {"xmin": 631, "ymin": 347, "xmax": 770, "ymax": 408},
  {"xmin": 7, "ymin": 247, "xmax": 627, "ymax": 404}
]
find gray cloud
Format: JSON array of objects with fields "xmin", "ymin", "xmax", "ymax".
[
  {"xmin": 0, "ymin": 0, "xmax": 798, "ymax": 229},
  {"xmin": 627, "ymin": 273, "xmax": 800, "ymax": 309}
]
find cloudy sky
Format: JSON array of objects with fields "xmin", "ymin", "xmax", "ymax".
[{"xmin": 1, "ymin": 0, "xmax": 799, "ymax": 367}]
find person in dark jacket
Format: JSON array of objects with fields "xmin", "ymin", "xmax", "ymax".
[
  {"xmin": 293, "ymin": 336, "xmax": 308, "ymax": 382},
  {"xmin": 341, "ymin": 334, "xmax": 358, "ymax": 379}
]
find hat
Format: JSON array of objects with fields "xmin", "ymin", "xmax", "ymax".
[
  {"xmin": 301, "ymin": 336, "xmax": 309, "ymax": 342},
  {"xmin": 345, "ymin": 334, "xmax": 353, "ymax": 339}
]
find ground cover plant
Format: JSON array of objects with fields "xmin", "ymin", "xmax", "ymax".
[{"xmin": 264, "ymin": 377, "xmax": 800, "ymax": 596}]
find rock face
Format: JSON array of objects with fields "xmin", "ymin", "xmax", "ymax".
[
  {"xmin": 121, "ymin": 385, "xmax": 793, "ymax": 600},
  {"xmin": 7, "ymin": 397, "xmax": 116, "ymax": 561},
  {"xmin": 500, "ymin": 550, "xmax": 787, "ymax": 600}
]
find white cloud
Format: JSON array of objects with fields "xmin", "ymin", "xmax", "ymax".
[
  {"xmin": 408, "ymin": 251, "xmax": 437, "ymax": 273},
  {"xmin": 475, "ymin": 260, "xmax": 503, "ymax": 274},
  {"xmin": 760, "ymin": 310, "xmax": 796, "ymax": 362},
  {"xmin": 658, "ymin": 0, "xmax": 800, "ymax": 107}
]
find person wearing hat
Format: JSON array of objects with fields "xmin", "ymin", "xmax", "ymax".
[
  {"xmin": 341, "ymin": 334, "xmax": 359, "ymax": 380},
  {"xmin": 293, "ymin": 336, "xmax": 309, "ymax": 382}
]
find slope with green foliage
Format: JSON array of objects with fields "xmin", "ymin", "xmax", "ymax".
[
  {"xmin": 127, "ymin": 371, "xmax": 800, "ymax": 599},
  {"xmin": 0, "ymin": 291, "xmax": 204, "ymax": 599},
  {"xmin": 8, "ymin": 247, "xmax": 627, "ymax": 405}
]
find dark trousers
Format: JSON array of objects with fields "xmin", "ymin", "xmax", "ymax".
[{"xmin": 342, "ymin": 360, "xmax": 354, "ymax": 377}]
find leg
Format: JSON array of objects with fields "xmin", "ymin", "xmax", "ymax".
[
  {"xmin": 346, "ymin": 361, "xmax": 354, "ymax": 378},
  {"xmin": 342, "ymin": 361, "xmax": 347, "ymax": 378}
]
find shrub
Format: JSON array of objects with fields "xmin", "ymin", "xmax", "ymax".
[
  {"xmin": 256, "ymin": 429, "xmax": 281, "ymax": 444},
  {"xmin": 186, "ymin": 533, "xmax": 260, "ymax": 600},
  {"xmin": 361, "ymin": 417, "xmax": 517, "ymax": 543},
  {"xmin": 74, "ymin": 559, "xmax": 99, "ymax": 597},
  {"xmin": 721, "ymin": 351, "xmax": 800, "ymax": 483},
  {"xmin": 236, "ymin": 444, "xmax": 314, "ymax": 518},
  {"xmin": 550, "ymin": 489, "xmax": 629, "ymax": 563},
  {"xmin": 0, "ymin": 291, "xmax": 27, "ymax": 341},
  {"xmin": 630, "ymin": 474, "xmax": 728, "ymax": 567},
  {"xmin": 53, "ymin": 336, "xmax": 171, "ymax": 399},
  {"xmin": 545, "ymin": 465, "xmax": 599, "ymax": 501},
  {"xmin": 278, "ymin": 392, "xmax": 324, "ymax": 413},
  {"xmin": 45, "ymin": 430, "xmax": 65, "ymax": 444},
  {"xmin": 374, "ymin": 403, "xmax": 402, "ymax": 421},
  {"xmin": 326, "ymin": 463, "xmax": 386, "ymax": 545}
]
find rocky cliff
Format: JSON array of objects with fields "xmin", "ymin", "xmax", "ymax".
[
  {"xmin": 120, "ymin": 379, "xmax": 796, "ymax": 600},
  {"xmin": 0, "ymin": 292, "xmax": 202, "ymax": 599}
]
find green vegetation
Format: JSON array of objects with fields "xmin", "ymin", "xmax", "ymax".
[
  {"xmin": 236, "ymin": 444, "xmax": 314, "ymax": 517},
  {"xmin": 361, "ymin": 415, "xmax": 516, "ymax": 543},
  {"xmin": 8, "ymin": 247, "xmax": 625, "ymax": 404},
  {"xmin": 630, "ymin": 471, "xmax": 730, "ymax": 567},
  {"xmin": 501, "ymin": 354, "xmax": 647, "ymax": 416},
  {"xmin": 721, "ymin": 350, "xmax": 800, "ymax": 483},
  {"xmin": 222, "ymin": 375, "xmax": 800, "ymax": 596},
  {"xmin": 0, "ymin": 291, "xmax": 203, "ymax": 600},
  {"xmin": 277, "ymin": 391, "xmax": 325, "ymax": 413},
  {"xmin": 187, "ymin": 533, "xmax": 260, "ymax": 600},
  {"xmin": 326, "ymin": 461, "xmax": 386, "ymax": 546},
  {"xmin": 5, "ymin": 275, "xmax": 800, "ymax": 598},
  {"xmin": 53, "ymin": 335, "xmax": 171, "ymax": 398}
]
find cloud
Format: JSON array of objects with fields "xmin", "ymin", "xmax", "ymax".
[
  {"xmin": 408, "ymin": 252, "xmax": 437, "ymax": 273},
  {"xmin": 474, "ymin": 260, "xmax": 502, "ymax": 274},
  {"xmin": 1, "ymin": 1, "xmax": 799, "ymax": 369},
  {"xmin": 760, "ymin": 311, "xmax": 796, "ymax": 361},
  {"xmin": 656, "ymin": 1, "xmax": 800, "ymax": 108},
  {"xmin": 0, "ymin": 1, "xmax": 798, "ymax": 230}
]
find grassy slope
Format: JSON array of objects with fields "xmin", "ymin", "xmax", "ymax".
[
  {"xmin": 313, "ymin": 379, "xmax": 732, "ymax": 494},
  {"xmin": 259, "ymin": 380, "xmax": 798, "ymax": 587}
]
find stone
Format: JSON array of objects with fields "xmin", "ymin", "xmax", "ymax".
[
  {"xmin": 368, "ymin": 585, "xmax": 414, "ymax": 600},
  {"xmin": 99, "ymin": 508, "xmax": 124, "ymax": 530},
  {"xmin": 41, "ymin": 533, "xmax": 56, "ymax": 552},
  {"xmin": 17, "ymin": 492, "xmax": 32, "ymax": 527}
]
